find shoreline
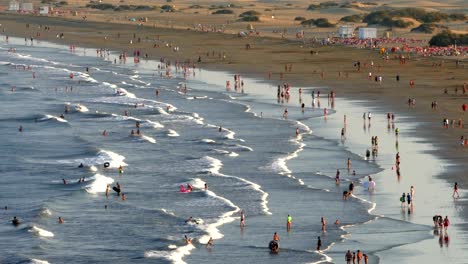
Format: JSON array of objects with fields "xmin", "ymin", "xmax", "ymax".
[{"xmin": 1, "ymin": 13, "xmax": 467, "ymax": 262}]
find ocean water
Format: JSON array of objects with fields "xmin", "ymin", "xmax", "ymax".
[{"xmin": 0, "ymin": 36, "xmax": 466, "ymax": 264}]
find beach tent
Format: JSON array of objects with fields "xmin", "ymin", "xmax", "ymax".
[
  {"xmin": 8, "ymin": 0, "xmax": 19, "ymax": 11},
  {"xmin": 358, "ymin": 28, "xmax": 377, "ymax": 39},
  {"xmin": 39, "ymin": 6, "xmax": 49, "ymax": 15},
  {"xmin": 338, "ymin": 25, "xmax": 354, "ymax": 38}
]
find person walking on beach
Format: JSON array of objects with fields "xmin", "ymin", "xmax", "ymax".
[
  {"xmin": 357, "ymin": 250, "xmax": 363, "ymax": 264},
  {"xmin": 316, "ymin": 236, "xmax": 322, "ymax": 251},
  {"xmin": 287, "ymin": 214, "xmax": 292, "ymax": 232},
  {"xmin": 321, "ymin": 217, "xmax": 326, "ymax": 232},
  {"xmin": 453, "ymin": 182, "xmax": 459, "ymax": 198},
  {"xmin": 406, "ymin": 193, "xmax": 412, "ymax": 207},
  {"xmin": 443, "ymin": 216, "xmax": 450, "ymax": 231},
  {"xmin": 345, "ymin": 250, "xmax": 353, "ymax": 264}
]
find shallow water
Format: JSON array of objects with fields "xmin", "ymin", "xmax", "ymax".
[{"xmin": 0, "ymin": 36, "xmax": 466, "ymax": 264}]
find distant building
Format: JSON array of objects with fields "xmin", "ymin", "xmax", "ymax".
[
  {"xmin": 20, "ymin": 2, "xmax": 33, "ymax": 11},
  {"xmin": 39, "ymin": 6, "xmax": 49, "ymax": 15},
  {"xmin": 338, "ymin": 25, "xmax": 354, "ymax": 38},
  {"xmin": 8, "ymin": 0, "xmax": 19, "ymax": 11},
  {"xmin": 358, "ymin": 27, "xmax": 377, "ymax": 39}
]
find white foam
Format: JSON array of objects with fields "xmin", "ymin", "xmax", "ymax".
[
  {"xmin": 145, "ymin": 244, "xmax": 195, "ymax": 264},
  {"xmin": 89, "ymin": 166, "xmax": 98, "ymax": 172},
  {"xmin": 160, "ymin": 208, "xmax": 176, "ymax": 216},
  {"xmin": 199, "ymin": 190, "xmax": 240, "ymax": 243},
  {"xmin": 188, "ymin": 178, "xmax": 206, "ymax": 189},
  {"xmin": 201, "ymin": 157, "xmax": 271, "ymax": 215},
  {"xmin": 29, "ymin": 226, "xmax": 54, "ymax": 238},
  {"xmin": 213, "ymin": 149, "xmax": 239, "ymax": 157},
  {"xmin": 39, "ymin": 208, "xmax": 52, "ymax": 217},
  {"xmin": 232, "ymin": 144, "xmax": 253, "ymax": 152},
  {"xmin": 39, "ymin": 114, "xmax": 67, "ymax": 123},
  {"xmin": 222, "ymin": 128, "xmax": 236, "ymax": 140},
  {"xmin": 75, "ymin": 104, "xmax": 89, "ymax": 113},
  {"xmin": 167, "ymin": 129, "xmax": 180, "ymax": 137},
  {"xmin": 139, "ymin": 135, "xmax": 157, "ymax": 144},
  {"xmin": 201, "ymin": 139, "xmax": 216, "ymax": 144},
  {"xmin": 76, "ymin": 150, "xmax": 128, "ymax": 169},
  {"xmin": 85, "ymin": 174, "xmax": 114, "ymax": 194},
  {"xmin": 29, "ymin": 259, "xmax": 50, "ymax": 264},
  {"xmin": 144, "ymin": 119, "xmax": 164, "ymax": 129}
]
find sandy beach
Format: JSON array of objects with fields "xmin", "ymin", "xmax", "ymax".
[{"xmin": 0, "ymin": 4, "xmax": 467, "ymax": 263}]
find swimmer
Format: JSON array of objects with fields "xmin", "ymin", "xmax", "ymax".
[
  {"xmin": 343, "ymin": 191, "xmax": 350, "ymax": 200},
  {"xmin": 273, "ymin": 232, "xmax": 280, "ymax": 241},
  {"xmin": 122, "ymin": 193, "xmax": 126, "ymax": 201},
  {"xmin": 296, "ymin": 127, "xmax": 299, "ymax": 137},
  {"xmin": 131, "ymin": 129, "xmax": 135, "ymax": 136},
  {"xmin": 204, "ymin": 183, "xmax": 208, "ymax": 190},
  {"xmin": 334, "ymin": 219, "xmax": 340, "ymax": 225},
  {"xmin": 58, "ymin": 217, "xmax": 64, "ymax": 224},
  {"xmin": 12, "ymin": 216, "xmax": 20, "ymax": 226},
  {"xmin": 184, "ymin": 235, "xmax": 192, "ymax": 244},
  {"xmin": 19, "ymin": 125, "xmax": 23, "ymax": 132},
  {"xmin": 62, "ymin": 179, "xmax": 67, "ymax": 185},
  {"xmin": 187, "ymin": 184, "xmax": 193, "ymax": 192},
  {"xmin": 102, "ymin": 130, "xmax": 107, "ymax": 136},
  {"xmin": 78, "ymin": 163, "xmax": 84, "ymax": 168},
  {"xmin": 335, "ymin": 169, "xmax": 340, "ymax": 184},
  {"xmin": 219, "ymin": 126, "xmax": 222, "ymax": 132}
]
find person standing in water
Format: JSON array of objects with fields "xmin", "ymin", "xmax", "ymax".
[
  {"xmin": 273, "ymin": 232, "xmax": 280, "ymax": 241},
  {"xmin": 316, "ymin": 236, "xmax": 322, "ymax": 251},
  {"xmin": 206, "ymin": 237, "xmax": 214, "ymax": 248},
  {"xmin": 240, "ymin": 210, "xmax": 245, "ymax": 227},
  {"xmin": 453, "ymin": 182, "xmax": 459, "ymax": 198},
  {"xmin": 321, "ymin": 217, "xmax": 326, "ymax": 232},
  {"xmin": 287, "ymin": 214, "xmax": 292, "ymax": 232}
]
